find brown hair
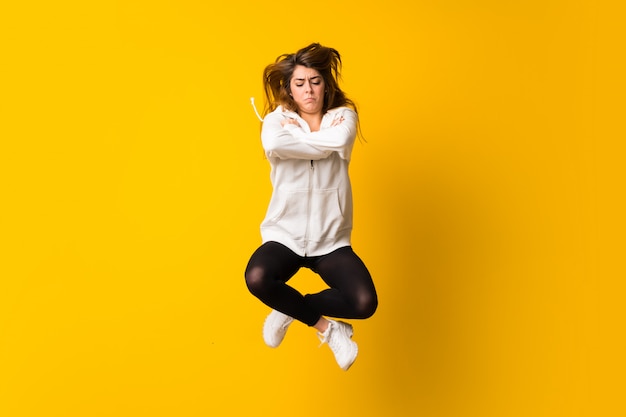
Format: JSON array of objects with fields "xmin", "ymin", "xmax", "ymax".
[{"xmin": 262, "ymin": 43, "xmax": 358, "ymax": 117}]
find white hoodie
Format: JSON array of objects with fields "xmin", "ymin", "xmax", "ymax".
[{"xmin": 259, "ymin": 105, "xmax": 358, "ymax": 257}]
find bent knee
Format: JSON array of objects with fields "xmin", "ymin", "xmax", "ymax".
[
  {"xmin": 244, "ymin": 266, "xmax": 269, "ymax": 295},
  {"xmin": 354, "ymin": 292, "xmax": 378, "ymax": 319}
]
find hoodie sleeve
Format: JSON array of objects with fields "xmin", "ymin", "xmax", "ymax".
[{"xmin": 261, "ymin": 108, "xmax": 357, "ymax": 161}]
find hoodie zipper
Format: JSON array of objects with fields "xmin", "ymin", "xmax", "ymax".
[{"xmin": 303, "ymin": 159, "xmax": 314, "ymax": 256}]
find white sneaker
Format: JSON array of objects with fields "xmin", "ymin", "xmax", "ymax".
[
  {"xmin": 263, "ymin": 309, "xmax": 294, "ymax": 348},
  {"xmin": 318, "ymin": 320, "xmax": 358, "ymax": 370}
]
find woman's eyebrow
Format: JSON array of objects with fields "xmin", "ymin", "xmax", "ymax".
[{"xmin": 294, "ymin": 76, "xmax": 322, "ymax": 81}]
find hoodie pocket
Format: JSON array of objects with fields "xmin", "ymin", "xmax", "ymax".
[
  {"xmin": 263, "ymin": 189, "xmax": 309, "ymax": 239},
  {"xmin": 309, "ymin": 188, "xmax": 349, "ymax": 242}
]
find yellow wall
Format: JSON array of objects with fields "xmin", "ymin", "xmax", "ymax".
[{"xmin": 1, "ymin": 1, "xmax": 622, "ymax": 416}]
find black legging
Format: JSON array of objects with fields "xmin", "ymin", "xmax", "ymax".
[{"xmin": 245, "ymin": 242, "xmax": 378, "ymax": 326}]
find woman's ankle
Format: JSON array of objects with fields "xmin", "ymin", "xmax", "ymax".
[{"xmin": 313, "ymin": 317, "xmax": 330, "ymax": 333}]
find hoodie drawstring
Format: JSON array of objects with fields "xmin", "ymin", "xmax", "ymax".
[{"xmin": 250, "ymin": 97, "xmax": 263, "ymax": 122}]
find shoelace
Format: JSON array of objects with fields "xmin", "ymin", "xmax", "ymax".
[
  {"xmin": 279, "ymin": 318, "xmax": 292, "ymax": 330},
  {"xmin": 317, "ymin": 322, "xmax": 332, "ymax": 347},
  {"xmin": 317, "ymin": 322, "xmax": 349, "ymax": 353},
  {"xmin": 327, "ymin": 332, "xmax": 345, "ymax": 353}
]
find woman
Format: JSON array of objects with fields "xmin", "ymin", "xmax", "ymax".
[{"xmin": 245, "ymin": 43, "xmax": 378, "ymax": 371}]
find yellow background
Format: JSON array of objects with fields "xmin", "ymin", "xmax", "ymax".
[{"xmin": 1, "ymin": 1, "xmax": 623, "ymax": 416}]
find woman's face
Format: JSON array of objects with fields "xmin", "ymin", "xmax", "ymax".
[{"xmin": 290, "ymin": 65, "xmax": 325, "ymax": 116}]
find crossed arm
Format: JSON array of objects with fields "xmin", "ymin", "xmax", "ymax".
[{"xmin": 261, "ymin": 108, "xmax": 357, "ymax": 161}]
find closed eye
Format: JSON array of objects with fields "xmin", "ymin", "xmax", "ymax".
[{"xmin": 293, "ymin": 76, "xmax": 323, "ymax": 87}]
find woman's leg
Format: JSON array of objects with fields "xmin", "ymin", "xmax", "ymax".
[
  {"xmin": 244, "ymin": 242, "xmax": 321, "ymax": 326},
  {"xmin": 305, "ymin": 246, "xmax": 378, "ymax": 320}
]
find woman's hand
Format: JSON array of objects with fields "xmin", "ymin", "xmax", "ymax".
[
  {"xmin": 280, "ymin": 115, "xmax": 344, "ymax": 128},
  {"xmin": 281, "ymin": 118, "xmax": 301, "ymax": 127},
  {"xmin": 330, "ymin": 116, "xmax": 345, "ymax": 127}
]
